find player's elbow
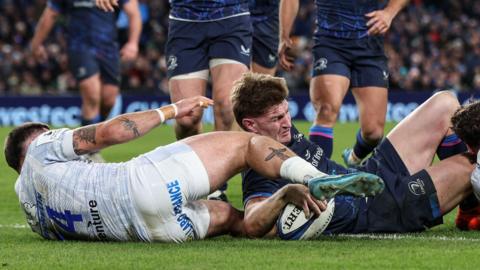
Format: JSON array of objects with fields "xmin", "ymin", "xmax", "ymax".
[{"xmin": 243, "ymin": 217, "xmax": 270, "ymax": 238}]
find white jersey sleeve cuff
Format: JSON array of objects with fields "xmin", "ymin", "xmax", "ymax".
[{"xmin": 61, "ymin": 130, "xmax": 79, "ymax": 160}]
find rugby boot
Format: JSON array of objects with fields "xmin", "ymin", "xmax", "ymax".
[{"xmin": 308, "ymin": 172, "xmax": 384, "ymax": 200}]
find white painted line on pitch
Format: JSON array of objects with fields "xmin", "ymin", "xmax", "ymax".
[
  {"xmin": 338, "ymin": 233, "xmax": 480, "ymax": 242},
  {"xmin": 0, "ymin": 224, "xmax": 28, "ymax": 229}
]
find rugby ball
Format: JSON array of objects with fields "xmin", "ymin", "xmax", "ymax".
[{"xmin": 276, "ymin": 199, "xmax": 335, "ymax": 240}]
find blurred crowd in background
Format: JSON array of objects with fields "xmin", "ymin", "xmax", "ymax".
[{"xmin": 0, "ymin": 0, "xmax": 479, "ymax": 96}]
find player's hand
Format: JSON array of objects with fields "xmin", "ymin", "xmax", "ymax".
[
  {"xmin": 283, "ymin": 184, "xmax": 327, "ymax": 218},
  {"xmin": 278, "ymin": 38, "xmax": 295, "ymax": 71},
  {"xmin": 120, "ymin": 42, "xmax": 139, "ymax": 61},
  {"xmin": 31, "ymin": 44, "xmax": 48, "ymax": 63},
  {"xmin": 174, "ymin": 96, "xmax": 214, "ymax": 119},
  {"xmin": 96, "ymin": 0, "xmax": 118, "ymax": 12},
  {"xmin": 365, "ymin": 9, "xmax": 395, "ymax": 36}
]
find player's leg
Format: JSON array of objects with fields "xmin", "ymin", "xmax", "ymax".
[
  {"xmin": 309, "ymin": 74, "xmax": 349, "ymax": 158},
  {"xmin": 209, "ymin": 15, "xmax": 252, "ymax": 132},
  {"xmin": 343, "ymin": 37, "xmax": 389, "ymax": 167},
  {"xmin": 169, "ymin": 78, "xmax": 208, "ymax": 139},
  {"xmin": 78, "ymin": 75, "xmax": 102, "ymax": 125},
  {"xmin": 426, "ymin": 155, "xmax": 474, "ymax": 215},
  {"xmin": 69, "ymin": 50, "xmax": 103, "ymax": 126},
  {"xmin": 387, "ymin": 91, "xmax": 462, "ymax": 174},
  {"xmin": 99, "ymin": 84, "xmax": 119, "ymax": 119},
  {"xmin": 210, "ymin": 62, "xmax": 248, "ymax": 131},
  {"xmin": 98, "ymin": 51, "xmax": 121, "ymax": 120},
  {"xmin": 165, "ymin": 19, "xmax": 210, "ymax": 139},
  {"xmin": 346, "ymin": 86, "xmax": 387, "ymax": 165},
  {"xmin": 309, "ymin": 37, "xmax": 351, "ymax": 158},
  {"xmin": 202, "ymin": 200, "xmax": 245, "ymax": 238}
]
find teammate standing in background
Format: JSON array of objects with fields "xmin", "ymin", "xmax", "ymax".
[
  {"xmin": 279, "ymin": 0, "xmax": 408, "ymax": 166},
  {"xmin": 250, "ymin": 0, "xmax": 279, "ymax": 75},
  {"xmin": 31, "ymin": 0, "xmax": 141, "ymax": 129},
  {"xmin": 166, "ymin": 0, "xmax": 253, "ymax": 201}
]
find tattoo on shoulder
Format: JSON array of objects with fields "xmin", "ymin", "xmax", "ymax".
[
  {"xmin": 119, "ymin": 117, "xmax": 140, "ymax": 138},
  {"xmin": 73, "ymin": 126, "xmax": 97, "ymax": 155},
  {"xmin": 264, "ymin": 147, "xmax": 289, "ymax": 161}
]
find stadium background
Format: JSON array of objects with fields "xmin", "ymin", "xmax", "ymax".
[{"xmin": 1, "ymin": 1, "xmax": 480, "ymax": 269}]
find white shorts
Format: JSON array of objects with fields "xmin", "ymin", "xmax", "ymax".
[{"xmin": 128, "ymin": 142, "xmax": 211, "ymax": 243}]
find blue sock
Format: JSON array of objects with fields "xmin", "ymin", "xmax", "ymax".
[
  {"xmin": 219, "ymin": 183, "xmax": 228, "ymax": 192},
  {"xmin": 309, "ymin": 125, "xmax": 333, "ymax": 158},
  {"xmin": 436, "ymin": 134, "xmax": 467, "ymax": 160},
  {"xmin": 353, "ymin": 129, "xmax": 379, "ymax": 160},
  {"xmin": 81, "ymin": 115, "xmax": 101, "ymax": 126}
]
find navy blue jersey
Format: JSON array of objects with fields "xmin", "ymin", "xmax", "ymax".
[
  {"xmin": 48, "ymin": 0, "xmax": 127, "ymax": 51},
  {"xmin": 169, "ymin": 0, "xmax": 249, "ymax": 21},
  {"xmin": 249, "ymin": 0, "xmax": 278, "ymax": 22},
  {"xmin": 315, "ymin": 0, "xmax": 387, "ymax": 39},
  {"xmin": 242, "ymin": 125, "xmax": 354, "ymax": 204}
]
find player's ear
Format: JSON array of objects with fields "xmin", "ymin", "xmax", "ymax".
[{"xmin": 242, "ymin": 118, "xmax": 257, "ymax": 133}]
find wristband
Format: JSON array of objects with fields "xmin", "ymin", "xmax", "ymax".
[
  {"xmin": 155, "ymin": 108, "xmax": 165, "ymax": 123},
  {"xmin": 171, "ymin": 104, "xmax": 178, "ymax": 117}
]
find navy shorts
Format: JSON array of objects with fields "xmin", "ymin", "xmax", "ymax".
[
  {"xmin": 166, "ymin": 15, "xmax": 252, "ymax": 78},
  {"xmin": 352, "ymin": 139, "xmax": 443, "ymax": 233},
  {"xmin": 68, "ymin": 47, "xmax": 120, "ymax": 86},
  {"xmin": 311, "ymin": 35, "xmax": 389, "ymax": 88},
  {"xmin": 252, "ymin": 17, "xmax": 278, "ymax": 69}
]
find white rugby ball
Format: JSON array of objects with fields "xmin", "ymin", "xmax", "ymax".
[{"xmin": 276, "ymin": 199, "xmax": 335, "ymax": 240}]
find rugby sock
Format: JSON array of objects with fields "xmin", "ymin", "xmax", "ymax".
[
  {"xmin": 436, "ymin": 134, "xmax": 467, "ymax": 160},
  {"xmin": 309, "ymin": 125, "xmax": 333, "ymax": 158},
  {"xmin": 280, "ymin": 156, "xmax": 327, "ymax": 184},
  {"xmin": 353, "ymin": 129, "xmax": 379, "ymax": 160},
  {"xmin": 81, "ymin": 115, "xmax": 101, "ymax": 126}
]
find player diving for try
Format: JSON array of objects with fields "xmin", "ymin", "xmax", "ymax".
[{"xmin": 5, "ymin": 96, "xmax": 384, "ymax": 243}]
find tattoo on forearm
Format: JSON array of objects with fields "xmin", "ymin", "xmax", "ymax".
[
  {"xmin": 119, "ymin": 117, "xmax": 140, "ymax": 137},
  {"xmin": 73, "ymin": 126, "xmax": 97, "ymax": 155},
  {"xmin": 264, "ymin": 147, "xmax": 289, "ymax": 161}
]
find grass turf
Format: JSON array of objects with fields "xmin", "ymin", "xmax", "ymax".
[{"xmin": 1, "ymin": 122, "xmax": 480, "ymax": 269}]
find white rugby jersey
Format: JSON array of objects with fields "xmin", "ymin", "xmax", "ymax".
[{"xmin": 14, "ymin": 128, "xmax": 150, "ymax": 241}]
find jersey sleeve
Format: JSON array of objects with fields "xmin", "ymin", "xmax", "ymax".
[
  {"xmin": 32, "ymin": 128, "xmax": 80, "ymax": 163},
  {"xmin": 242, "ymin": 169, "xmax": 289, "ymax": 207}
]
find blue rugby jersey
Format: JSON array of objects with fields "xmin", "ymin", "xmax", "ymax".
[
  {"xmin": 241, "ymin": 125, "xmax": 362, "ymax": 234},
  {"xmin": 169, "ymin": 0, "xmax": 249, "ymax": 21},
  {"xmin": 314, "ymin": 0, "xmax": 387, "ymax": 39},
  {"xmin": 242, "ymin": 125, "xmax": 355, "ymax": 203},
  {"xmin": 249, "ymin": 0, "xmax": 278, "ymax": 22},
  {"xmin": 47, "ymin": 0, "xmax": 127, "ymax": 53}
]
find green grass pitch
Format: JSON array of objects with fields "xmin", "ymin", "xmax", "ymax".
[{"xmin": 1, "ymin": 122, "xmax": 480, "ymax": 269}]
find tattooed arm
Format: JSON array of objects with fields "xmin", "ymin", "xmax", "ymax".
[{"xmin": 72, "ymin": 96, "xmax": 213, "ymax": 155}]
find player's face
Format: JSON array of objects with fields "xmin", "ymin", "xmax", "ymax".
[{"xmin": 250, "ymin": 100, "xmax": 292, "ymax": 144}]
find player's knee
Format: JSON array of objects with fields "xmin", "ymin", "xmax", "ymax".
[
  {"xmin": 213, "ymin": 202, "xmax": 245, "ymax": 237},
  {"xmin": 431, "ymin": 91, "xmax": 460, "ymax": 115},
  {"xmin": 243, "ymin": 218, "xmax": 265, "ymax": 238},
  {"xmin": 361, "ymin": 128, "xmax": 384, "ymax": 145},
  {"xmin": 214, "ymin": 101, "xmax": 234, "ymax": 128},
  {"xmin": 315, "ymin": 103, "xmax": 339, "ymax": 123}
]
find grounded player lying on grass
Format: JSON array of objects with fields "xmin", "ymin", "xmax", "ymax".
[
  {"xmin": 4, "ymin": 96, "xmax": 383, "ymax": 243},
  {"xmin": 232, "ymin": 72, "xmax": 476, "ymax": 238}
]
